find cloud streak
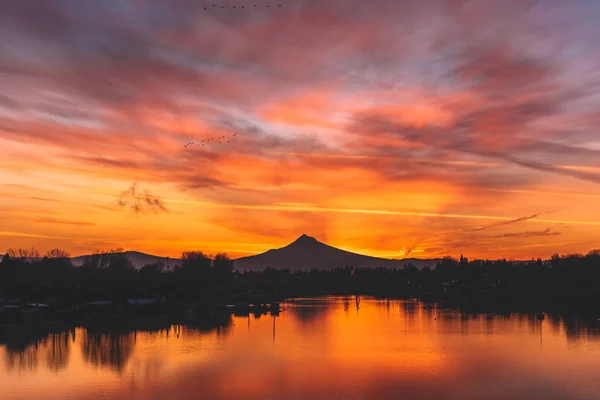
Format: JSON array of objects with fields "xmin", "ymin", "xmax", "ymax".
[
  {"xmin": 490, "ymin": 228, "xmax": 561, "ymax": 239},
  {"xmin": 1, "ymin": 0, "xmax": 600, "ymax": 259},
  {"xmin": 469, "ymin": 214, "xmax": 540, "ymax": 232},
  {"xmin": 165, "ymin": 200, "xmax": 600, "ymax": 227}
]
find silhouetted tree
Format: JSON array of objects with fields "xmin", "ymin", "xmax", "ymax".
[
  {"xmin": 82, "ymin": 248, "xmax": 127, "ymax": 270},
  {"xmin": 181, "ymin": 251, "xmax": 212, "ymax": 269},
  {"xmin": 138, "ymin": 262, "xmax": 165, "ymax": 297},
  {"xmin": 1, "ymin": 243, "xmax": 599, "ymax": 315},
  {"xmin": 6, "ymin": 247, "xmax": 40, "ymax": 262},
  {"xmin": 213, "ymin": 253, "xmax": 234, "ymax": 286},
  {"xmin": 46, "ymin": 248, "xmax": 71, "ymax": 259},
  {"xmin": 173, "ymin": 251, "xmax": 212, "ymax": 296}
]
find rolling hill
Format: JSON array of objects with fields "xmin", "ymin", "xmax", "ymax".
[{"xmin": 70, "ymin": 251, "xmax": 181, "ymax": 270}]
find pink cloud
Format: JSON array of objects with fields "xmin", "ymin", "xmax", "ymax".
[{"xmin": 1, "ymin": 0, "xmax": 600, "ymax": 258}]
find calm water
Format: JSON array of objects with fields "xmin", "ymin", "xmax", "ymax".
[{"xmin": 2, "ymin": 297, "xmax": 600, "ymax": 400}]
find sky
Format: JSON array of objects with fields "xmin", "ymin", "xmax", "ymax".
[{"xmin": 1, "ymin": 0, "xmax": 600, "ymax": 260}]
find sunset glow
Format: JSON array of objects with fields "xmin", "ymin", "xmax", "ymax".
[
  {"xmin": 1, "ymin": 0, "xmax": 600, "ymax": 260},
  {"xmin": 2, "ymin": 299, "xmax": 599, "ymax": 400}
]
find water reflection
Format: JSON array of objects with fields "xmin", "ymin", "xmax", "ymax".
[
  {"xmin": 1, "ymin": 299, "xmax": 600, "ymax": 400},
  {"xmin": 4, "ymin": 343, "xmax": 39, "ymax": 372},
  {"xmin": 287, "ymin": 297, "xmax": 336, "ymax": 326},
  {"xmin": 1, "ymin": 315, "xmax": 233, "ymax": 375},
  {"xmin": 46, "ymin": 330, "xmax": 72, "ymax": 372},
  {"xmin": 82, "ymin": 332, "xmax": 134, "ymax": 372},
  {"xmin": 1, "ymin": 325, "xmax": 74, "ymax": 373}
]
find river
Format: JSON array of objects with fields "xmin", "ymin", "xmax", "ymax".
[{"xmin": 1, "ymin": 297, "xmax": 600, "ymax": 400}]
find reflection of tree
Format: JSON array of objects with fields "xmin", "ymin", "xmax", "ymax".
[
  {"xmin": 342, "ymin": 297, "xmax": 350, "ymax": 313},
  {"xmin": 2, "ymin": 325, "xmax": 73, "ymax": 373},
  {"xmin": 82, "ymin": 332, "xmax": 134, "ymax": 372},
  {"xmin": 46, "ymin": 331, "xmax": 71, "ymax": 372},
  {"xmin": 286, "ymin": 298, "xmax": 335, "ymax": 326},
  {"xmin": 292, "ymin": 306, "xmax": 330, "ymax": 325},
  {"xmin": 549, "ymin": 314, "xmax": 562, "ymax": 335},
  {"xmin": 4, "ymin": 345, "xmax": 39, "ymax": 372},
  {"xmin": 1, "ymin": 316, "xmax": 233, "ymax": 375},
  {"xmin": 485, "ymin": 314, "xmax": 495, "ymax": 335},
  {"xmin": 562, "ymin": 315, "xmax": 600, "ymax": 342},
  {"xmin": 183, "ymin": 313, "xmax": 233, "ymax": 336},
  {"xmin": 402, "ymin": 301, "xmax": 418, "ymax": 320}
]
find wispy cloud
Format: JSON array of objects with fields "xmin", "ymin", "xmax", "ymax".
[
  {"xmin": 164, "ymin": 200, "xmax": 600, "ymax": 227},
  {"xmin": 30, "ymin": 217, "xmax": 95, "ymax": 226},
  {"xmin": 1, "ymin": 0, "xmax": 600, "ymax": 258},
  {"xmin": 0, "ymin": 231, "xmax": 63, "ymax": 239},
  {"xmin": 469, "ymin": 214, "xmax": 540, "ymax": 232},
  {"xmin": 490, "ymin": 228, "xmax": 561, "ymax": 239}
]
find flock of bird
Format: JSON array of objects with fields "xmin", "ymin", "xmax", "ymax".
[
  {"xmin": 202, "ymin": 4, "xmax": 284, "ymax": 9},
  {"xmin": 184, "ymin": 132, "xmax": 238, "ymax": 148},
  {"xmin": 183, "ymin": 4, "xmax": 288, "ymax": 147}
]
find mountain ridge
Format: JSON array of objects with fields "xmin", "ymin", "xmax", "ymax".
[
  {"xmin": 7, "ymin": 235, "xmax": 442, "ymax": 270},
  {"xmin": 233, "ymin": 234, "xmax": 441, "ymax": 271},
  {"xmin": 70, "ymin": 251, "xmax": 181, "ymax": 269}
]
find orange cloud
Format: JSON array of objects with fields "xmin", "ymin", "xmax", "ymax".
[{"xmin": 1, "ymin": 0, "xmax": 600, "ymax": 260}]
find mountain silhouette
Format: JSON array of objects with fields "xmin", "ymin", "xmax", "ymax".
[
  {"xmin": 233, "ymin": 234, "xmax": 440, "ymax": 271},
  {"xmin": 70, "ymin": 251, "xmax": 180, "ymax": 270},
  {"xmin": 66, "ymin": 237, "xmax": 440, "ymax": 271}
]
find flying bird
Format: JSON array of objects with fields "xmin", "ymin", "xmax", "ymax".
[
  {"xmin": 183, "ymin": 132, "xmax": 238, "ymax": 149},
  {"xmin": 201, "ymin": 3, "xmax": 287, "ymax": 10}
]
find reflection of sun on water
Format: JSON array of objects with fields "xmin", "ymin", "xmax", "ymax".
[{"xmin": 326, "ymin": 300, "xmax": 448, "ymax": 373}]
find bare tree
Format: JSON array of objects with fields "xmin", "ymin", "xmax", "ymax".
[
  {"xmin": 6, "ymin": 247, "xmax": 41, "ymax": 262},
  {"xmin": 586, "ymin": 249, "xmax": 600, "ymax": 257},
  {"xmin": 182, "ymin": 251, "xmax": 210, "ymax": 262},
  {"xmin": 83, "ymin": 248, "xmax": 128, "ymax": 269},
  {"xmin": 46, "ymin": 248, "xmax": 71, "ymax": 259}
]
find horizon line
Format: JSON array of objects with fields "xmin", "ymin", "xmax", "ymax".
[{"xmin": 2, "ymin": 235, "xmax": 571, "ymax": 262}]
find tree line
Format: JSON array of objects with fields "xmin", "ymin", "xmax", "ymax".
[
  {"xmin": 0, "ymin": 247, "xmax": 235, "ymax": 303},
  {"xmin": 1, "ymin": 247, "xmax": 600, "ymax": 313}
]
